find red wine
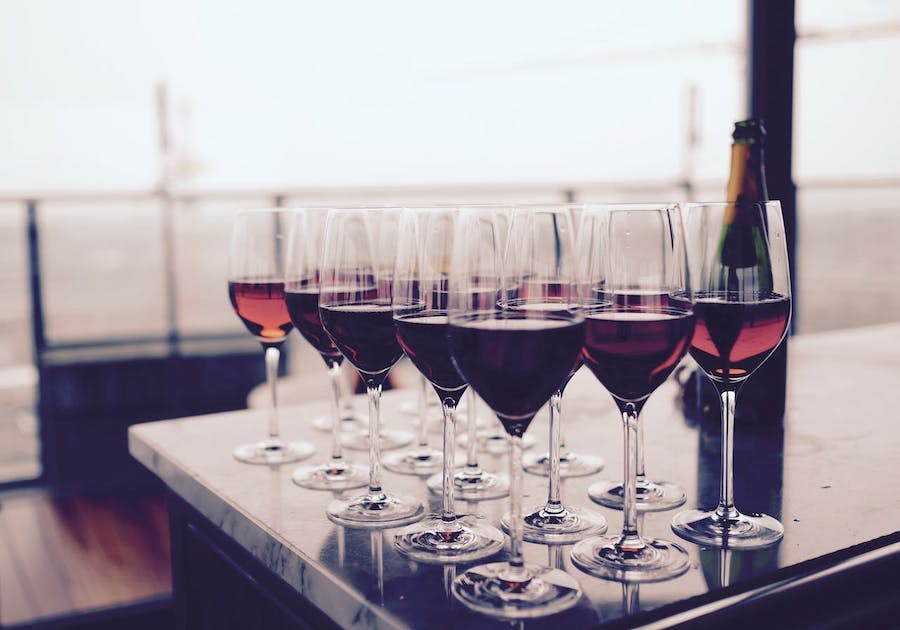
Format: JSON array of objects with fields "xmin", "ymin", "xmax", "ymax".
[
  {"xmin": 505, "ymin": 298, "xmax": 582, "ymax": 387},
  {"xmin": 284, "ymin": 286, "xmax": 343, "ymax": 365},
  {"xmin": 228, "ymin": 280, "xmax": 293, "ymax": 343},
  {"xmin": 320, "ymin": 302, "xmax": 404, "ymax": 378},
  {"xmin": 394, "ymin": 312, "xmax": 466, "ymax": 398},
  {"xmin": 591, "ymin": 290, "xmax": 671, "ymax": 309},
  {"xmin": 448, "ymin": 312, "xmax": 584, "ymax": 436},
  {"xmin": 582, "ymin": 309, "xmax": 694, "ymax": 403},
  {"xmin": 688, "ymin": 293, "xmax": 790, "ymax": 383}
]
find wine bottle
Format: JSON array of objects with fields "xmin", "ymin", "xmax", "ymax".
[{"xmin": 683, "ymin": 118, "xmax": 788, "ymax": 428}]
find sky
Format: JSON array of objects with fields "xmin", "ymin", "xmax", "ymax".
[
  {"xmin": 0, "ymin": 0, "xmax": 899, "ymax": 354},
  {"xmin": 0, "ymin": 1, "xmax": 898, "ymax": 192}
]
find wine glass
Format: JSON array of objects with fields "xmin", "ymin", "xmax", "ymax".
[
  {"xmin": 310, "ymin": 363, "xmax": 368, "ymax": 433},
  {"xmin": 382, "ymin": 371, "xmax": 443, "ymax": 476},
  {"xmin": 570, "ymin": 203, "xmax": 694, "ymax": 582},
  {"xmin": 586, "ymin": 417, "xmax": 685, "ymax": 511},
  {"xmin": 449, "ymin": 206, "xmax": 584, "ymax": 619},
  {"xmin": 283, "ymin": 208, "xmax": 368, "ymax": 491},
  {"xmin": 671, "ymin": 200, "xmax": 791, "ymax": 549},
  {"xmin": 426, "ymin": 388, "xmax": 510, "ymax": 501},
  {"xmin": 392, "ymin": 207, "xmax": 505, "ymax": 563},
  {"xmin": 584, "ymin": 204, "xmax": 687, "ymax": 512},
  {"xmin": 498, "ymin": 205, "xmax": 607, "ymax": 544},
  {"xmin": 227, "ymin": 208, "xmax": 315, "ymax": 465},
  {"xmin": 523, "ymin": 369, "xmax": 606, "ymax": 477},
  {"xmin": 319, "ymin": 207, "xmax": 425, "ymax": 528},
  {"xmin": 424, "ymin": 207, "xmax": 511, "ymax": 503}
]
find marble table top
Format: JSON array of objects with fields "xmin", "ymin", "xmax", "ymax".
[{"xmin": 129, "ymin": 323, "xmax": 900, "ymax": 629}]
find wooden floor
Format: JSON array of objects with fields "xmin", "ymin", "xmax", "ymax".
[{"xmin": 0, "ymin": 490, "xmax": 172, "ymax": 627}]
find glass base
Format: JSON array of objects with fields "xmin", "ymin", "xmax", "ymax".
[
  {"xmin": 232, "ymin": 439, "xmax": 315, "ymax": 465},
  {"xmin": 452, "ymin": 561, "xmax": 582, "ymax": 620},
  {"xmin": 587, "ymin": 478, "xmax": 686, "ymax": 512},
  {"xmin": 382, "ymin": 447, "xmax": 443, "ymax": 476},
  {"xmin": 326, "ymin": 491, "xmax": 425, "ymax": 529},
  {"xmin": 394, "ymin": 515, "xmax": 504, "ymax": 564},
  {"xmin": 291, "ymin": 460, "xmax": 369, "ymax": 491},
  {"xmin": 502, "ymin": 504, "xmax": 608, "ymax": 544},
  {"xmin": 671, "ymin": 508, "xmax": 784, "ymax": 549},
  {"xmin": 458, "ymin": 431, "xmax": 536, "ymax": 455},
  {"xmin": 570, "ymin": 534, "xmax": 690, "ymax": 583},
  {"xmin": 341, "ymin": 428, "xmax": 414, "ymax": 451},
  {"xmin": 523, "ymin": 451, "xmax": 604, "ymax": 478},
  {"xmin": 427, "ymin": 468, "xmax": 510, "ymax": 502},
  {"xmin": 312, "ymin": 411, "xmax": 367, "ymax": 432}
]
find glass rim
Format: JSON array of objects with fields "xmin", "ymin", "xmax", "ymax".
[
  {"xmin": 581, "ymin": 202, "xmax": 681, "ymax": 211},
  {"xmin": 682, "ymin": 200, "xmax": 782, "ymax": 209}
]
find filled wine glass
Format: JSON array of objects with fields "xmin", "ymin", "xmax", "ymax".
[
  {"xmin": 227, "ymin": 208, "xmax": 315, "ymax": 465},
  {"xmin": 449, "ymin": 206, "xmax": 584, "ymax": 619},
  {"xmin": 426, "ymin": 388, "xmax": 510, "ymax": 501},
  {"xmin": 283, "ymin": 208, "xmax": 368, "ymax": 491},
  {"xmin": 498, "ymin": 205, "xmax": 607, "ymax": 545},
  {"xmin": 310, "ymin": 363, "xmax": 368, "ymax": 434},
  {"xmin": 586, "ymin": 416, "xmax": 686, "ymax": 511},
  {"xmin": 671, "ymin": 200, "xmax": 791, "ymax": 549},
  {"xmin": 570, "ymin": 203, "xmax": 694, "ymax": 582},
  {"xmin": 319, "ymin": 207, "xmax": 425, "ymax": 528},
  {"xmin": 584, "ymin": 208, "xmax": 687, "ymax": 511},
  {"xmin": 523, "ymin": 369, "xmax": 606, "ymax": 477},
  {"xmin": 382, "ymin": 371, "xmax": 443, "ymax": 476},
  {"xmin": 392, "ymin": 207, "xmax": 505, "ymax": 563}
]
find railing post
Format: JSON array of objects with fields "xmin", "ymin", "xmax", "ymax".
[{"xmin": 26, "ymin": 199, "xmax": 46, "ymax": 359}]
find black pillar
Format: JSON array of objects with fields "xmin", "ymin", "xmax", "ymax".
[{"xmin": 749, "ymin": 0, "xmax": 797, "ymax": 313}]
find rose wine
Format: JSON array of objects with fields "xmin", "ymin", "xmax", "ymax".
[
  {"xmin": 320, "ymin": 302, "xmax": 404, "ymax": 377},
  {"xmin": 688, "ymin": 292, "xmax": 790, "ymax": 383},
  {"xmin": 448, "ymin": 312, "xmax": 584, "ymax": 436},
  {"xmin": 284, "ymin": 286, "xmax": 343, "ymax": 364},
  {"xmin": 394, "ymin": 312, "xmax": 466, "ymax": 397},
  {"xmin": 582, "ymin": 309, "xmax": 694, "ymax": 403},
  {"xmin": 228, "ymin": 280, "xmax": 293, "ymax": 343}
]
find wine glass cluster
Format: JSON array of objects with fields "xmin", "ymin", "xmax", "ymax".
[{"xmin": 226, "ymin": 200, "xmax": 791, "ymax": 621}]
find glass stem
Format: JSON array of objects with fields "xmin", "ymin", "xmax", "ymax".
[
  {"xmin": 635, "ymin": 414, "xmax": 646, "ymax": 482},
  {"xmin": 366, "ymin": 383, "xmax": 385, "ymax": 497},
  {"xmin": 327, "ymin": 361, "xmax": 344, "ymax": 461},
  {"xmin": 441, "ymin": 398, "xmax": 458, "ymax": 522},
  {"xmin": 264, "ymin": 345, "xmax": 280, "ymax": 440},
  {"xmin": 618, "ymin": 403, "xmax": 644, "ymax": 551},
  {"xmin": 339, "ymin": 364, "xmax": 354, "ymax": 419},
  {"xmin": 507, "ymin": 434, "xmax": 526, "ymax": 571},
  {"xmin": 623, "ymin": 583, "xmax": 640, "ymax": 616},
  {"xmin": 559, "ymin": 431, "xmax": 570, "ymax": 461},
  {"xmin": 465, "ymin": 388, "xmax": 480, "ymax": 472},
  {"xmin": 716, "ymin": 388, "xmax": 740, "ymax": 520},
  {"xmin": 545, "ymin": 390, "xmax": 564, "ymax": 514},
  {"xmin": 417, "ymin": 375, "xmax": 430, "ymax": 449}
]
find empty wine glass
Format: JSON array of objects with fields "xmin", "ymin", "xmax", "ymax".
[
  {"xmin": 392, "ymin": 207, "xmax": 504, "ymax": 563},
  {"xmin": 449, "ymin": 206, "xmax": 584, "ymax": 619},
  {"xmin": 227, "ymin": 208, "xmax": 315, "ymax": 465},
  {"xmin": 570, "ymin": 203, "xmax": 693, "ymax": 582},
  {"xmin": 319, "ymin": 207, "xmax": 424, "ymax": 528},
  {"xmin": 499, "ymin": 205, "xmax": 607, "ymax": 544},
  {"xmin": 671, "ymin": 201, "xmax": 791, "ymax": 549},
  {"xmin": 284, "ymin": 208, "xmax": 368, "ymax": 491}
]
